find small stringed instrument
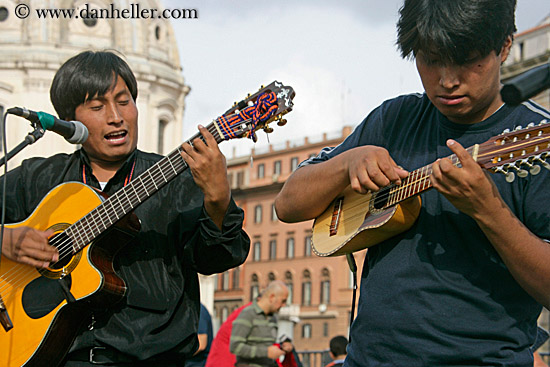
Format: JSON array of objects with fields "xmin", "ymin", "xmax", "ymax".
[
  {"xmin": 312, "ymin": 120, "xmax": 550, "ymax": 257},
  {"xmin": 0, "ymin": 81, "xmax": 295, "ymax": 367}
]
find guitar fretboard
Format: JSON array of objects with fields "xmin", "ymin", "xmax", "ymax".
[
  {"xmin": 381, "ymin": 146, "xmax": 476, "ymax": 209},
  {"xmin": 64, "ymin": 122, "xmax": 224, "ymax": 253}
]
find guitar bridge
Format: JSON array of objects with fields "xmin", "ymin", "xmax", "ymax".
[
  {"xmin": 329, "ymin": 197, "xmax": 344, "ymax": 236},
  {"xmin": 0, "ymin": 295, "xmax": 13, "ymax": 332}
]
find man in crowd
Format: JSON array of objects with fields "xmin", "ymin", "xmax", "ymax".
[
  {"xmin": 230, "ymin": 281, "xmax": 293, "ymax": 367},
  {"xmin": 325, "ymin": 336, "xmax": 348, "ymax": 367}
]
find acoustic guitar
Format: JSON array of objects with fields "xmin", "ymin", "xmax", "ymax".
[
  {"xmin": 0, "ymin": 81, "xmax": 295, "ymax": 367},
  {"xmin": 312, "ymin": 119, "xmax": 550, "ymax": 257}
]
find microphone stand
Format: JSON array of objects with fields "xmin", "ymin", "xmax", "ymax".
[
  {"xmin": 0, "ymin": 123, "xmax": 45, "ymax": 168},
  {"xmin": 0, "ymin": 116, "xmax": 44, "ymax": 332}
]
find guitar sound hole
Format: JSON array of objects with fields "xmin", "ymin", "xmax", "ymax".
[
  {"xmin": 49, "ymin": 232, "xmax": 73, "ymax": 269},
  {"xmin": 373, "ymin": 186, "xmax": 390, "ymax": 210}
]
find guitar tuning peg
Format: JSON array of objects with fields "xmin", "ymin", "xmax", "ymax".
[
  {"xmin": 277, "ymin": 119, "xmax": 287, "ymax": 127},
  {"xmin": 527, "ymin": 122, "xmax": 535, "ymax": 127},
  {"xmin": 505, "ymin": 171, "xmax": 516, "ymax": 183},
  {"xmin": 530, "ymin": 165, "xmax": 542, "ymax": 175},
  {"xmin": 260, "ymin": 85, "xmax": 264, "ymax": 89},
  {"xmin": 263, "ymin": 127, "xmax": 274, "ymax": 134},
  {"xmin": 514, "ymin": 125, "xmax": 523, "ymax": 131},
  {"xmin": 247, "ymin": 93, "xmax": 251, "ymax": 97},
  {"xmin": 517, "ymin": 169, "xmax": 529, "ymax": 178},
  {"xmin": 533, "ymin": 155, "xmax": 550, "ymax": 171},
  {"xmin": 502, "ymin": 128, "xmax": 511, "ymax": 134},
  {"xmin": 539, "ymin": 119, "xmax": 548, "ymax": 125}
]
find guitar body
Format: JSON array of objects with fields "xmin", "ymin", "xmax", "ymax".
[
  {"xmin": 0, "ymin": 182, "xmax": 139, "ymax": 367},
  {"xmin": 312, "ymin": 186, "xmax": 422, "ymax": 257}
]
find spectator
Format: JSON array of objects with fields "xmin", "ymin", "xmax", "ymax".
[
  {"xmin": 324, "ymin": 336, "xmax": 348, "ymax": 367},
  {"xmin": 230, "ymin": 281, "xmax": 289, "ymax": 367},
  {"xmin": 205, "ymin": 303, "xmax": 251, "ymax": 367}
]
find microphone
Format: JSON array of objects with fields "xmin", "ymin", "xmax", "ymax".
[
  {"xmin": 7, "ymin": 107, "xmax": 88, "ymax": 144},
  {"xmin": 501, "ymin": 63, "xmax": 550, "ymax": 105}
]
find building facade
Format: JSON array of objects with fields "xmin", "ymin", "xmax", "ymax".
[
  {"xmin": 214, "ymin": 126, "xmax": 368, "ymax": 353},
  {"xmin": 502, "ymin": 14, "xmax": 550, "ymax": 110}
]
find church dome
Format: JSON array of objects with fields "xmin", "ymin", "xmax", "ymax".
[{"xmin": 0, "ymin": 0, "xmax": 189, "ymax": 166}]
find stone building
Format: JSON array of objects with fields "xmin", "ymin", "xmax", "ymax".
[
  {"xmin": 502, "ymin": 14, "xmax": 550, "ymax": 109},
  {"xmin": 0, "ymin": 0, "xmax": 188, "ymax": 168}
]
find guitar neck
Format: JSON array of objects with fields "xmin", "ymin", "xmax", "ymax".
[
  {"xmin": 66, "ymin": 122, "xmax": 225, "ymax": 253},
  {"xmin": 381, "ymin": 145, "xmax": 477, "ymax": 209}
]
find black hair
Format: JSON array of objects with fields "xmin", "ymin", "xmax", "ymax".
[
  {"xmin": 329, "ymin": 335, "xmax": 348, "ymax": 356},
  {"xmin": 396, "ymin": 0, "xmax": 516, "ymax": 65},
  {"xmin": 50, "ymin": 50, "xmax": 138, "ymax": 120}
]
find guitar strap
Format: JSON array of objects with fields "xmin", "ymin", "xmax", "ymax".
[
  {"xmin": 81, "ymin": 159, "xmax": 136, "ymax": 190},
  {"xmin": 346, "ymin": 253, "xmax": 358, "ymax": 343}
]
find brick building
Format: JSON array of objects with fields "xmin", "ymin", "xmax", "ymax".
[{"xmin": 212, "ymin": 126, "xmax": 368, "ymax": 352}]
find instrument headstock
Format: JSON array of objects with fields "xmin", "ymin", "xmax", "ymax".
[
  {"xmin": 477, "ymin": 119, "xmax": 550, "ymax": 182},
  {"xmin": 215, "ymin": 81, "xmax": 296, "ymax": 142}
]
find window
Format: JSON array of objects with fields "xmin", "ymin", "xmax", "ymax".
[
  {"xmin": 302, "ymin": 323, "xmax": 312, "ymax": 338},
  {"xmin": 285, "ymin": 271, "xmax": 293, "ymax": 305},
  {"xmin": 323, "ymin": 322, "xmax": 329, "ymax": 337},
  {"xmin": 258, "ymin": 163, "xmax": 265, "ymax": 179},
  {"xmin": 286, "ymin": 238, "xmax": 295, "ymax": 259},
  {"xmin": 253, "ymin": 241, "xmax": 261, "ymax": 261},
  {"xmin": 321, "ymin": 268, "xmax": 330, "ymax": 304},
  {"xmin": 254, "ymin": 205, "xmax": 262, "ymax": 224},
  {"xmin": 268, "ymin": 272, "xmax": 276, "ymax": 282},
  {"xmin": 271, "ymin": 204, "xmax": 278, "ymax": 222},
  {"xmin": 321, "ymin": 280, "xmax": 330, "ymax": 304},
  {"xmin": 274, "ymin": 160, "xmax": 281, "ymax": 175},
  {"xmin": 222, "ymin": 271, "xmax": 230, "ymax": 291},
  {"xmin": 0, "ymin": 7, "xmax": 8, "ymax": 22},
  {"xmin": 304, "ymin": 235, "xmax": 312, "ymax": 256},
  {"xmin": 290, "ymin": 157, "xmax": 299, "ymax": 171},
  {"xmin": 158, "ymin": 119, "xmax": 168, "ymax": 154},
  {"xmin": 221, "ymin": 307, "xmax": 229, "ymax": 322},
  {"xmin": 302, "ymin": 281, "xmax": 311, "ymax": 306},
  {"xmin": 236, "ymin": 171, "xmax": 244, "ymax": 188},
  {"xmin": 214, "ymin": 274, "xmax": 219, "ymax": 290},
  {"xmin": 286, "ymin": 282, "xmax": 294, "ymax": 305},
  {"xmin": 251, "ymin": 274, "xmax": 259, "ymax": 301},
  {"xmin": 302, "ymin": 270, "xmax": 311, "ymax": 306},
  {"xmin": 233, "ymin": 267, "xmax": 240, "ymax": 289},
  {"xmin": 227, "ymin": 172, "xmax": 234, "ymax": 189},
  {"xmin": 269, "ymin": 239, "xmax": 277, "ymax": 260}
]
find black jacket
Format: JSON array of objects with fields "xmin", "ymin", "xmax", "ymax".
[{"xmin": 1, "ymin": 148, "xmax": 250, "ymax": 360}]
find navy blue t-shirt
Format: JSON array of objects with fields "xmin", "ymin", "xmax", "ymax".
[
  {"xmin": 185, "ymin": 304, "xmax": 213, "ymax": 367},
  {"xmin": 302, "ymin": 94, "xmax": 550, "ymax": 366}
]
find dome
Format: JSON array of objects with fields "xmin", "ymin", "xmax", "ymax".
[{"xmin": 0, "ymin": 0, "xmax": 189, "ymax": 166}]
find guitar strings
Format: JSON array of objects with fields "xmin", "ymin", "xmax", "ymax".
[
  {"xmin": 1, "ymin": 95, "xmax": 279, "ymax": 299},
  {"xmin": 4, "ymin": 126, "xmax": 538, "ymax": 298}
]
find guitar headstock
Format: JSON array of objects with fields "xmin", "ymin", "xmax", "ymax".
[
  {"xmin": 215, "ymin": 81, "xmax": 295, "ymax": 142},
  {"xmin": 477, "ymin": 119, "xmax": 550, "ymax": 182}
]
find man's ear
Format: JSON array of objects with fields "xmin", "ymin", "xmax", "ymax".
[{"xmin": 500, "ymin": 35, "xmax": 513, "ymax": 64}]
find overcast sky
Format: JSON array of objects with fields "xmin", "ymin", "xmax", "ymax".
[{"xmin": 165, "ymin": 0, "xmax": 550, "ymax": 157}]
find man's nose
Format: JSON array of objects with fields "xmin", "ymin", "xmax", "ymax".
[
  {"xmin": 106, "ymin": 103, "xmax": 123, "ymax": 124},
  {"xmin": 439, "ymin": 65, "xmax": 461, "ymax": 89}
]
